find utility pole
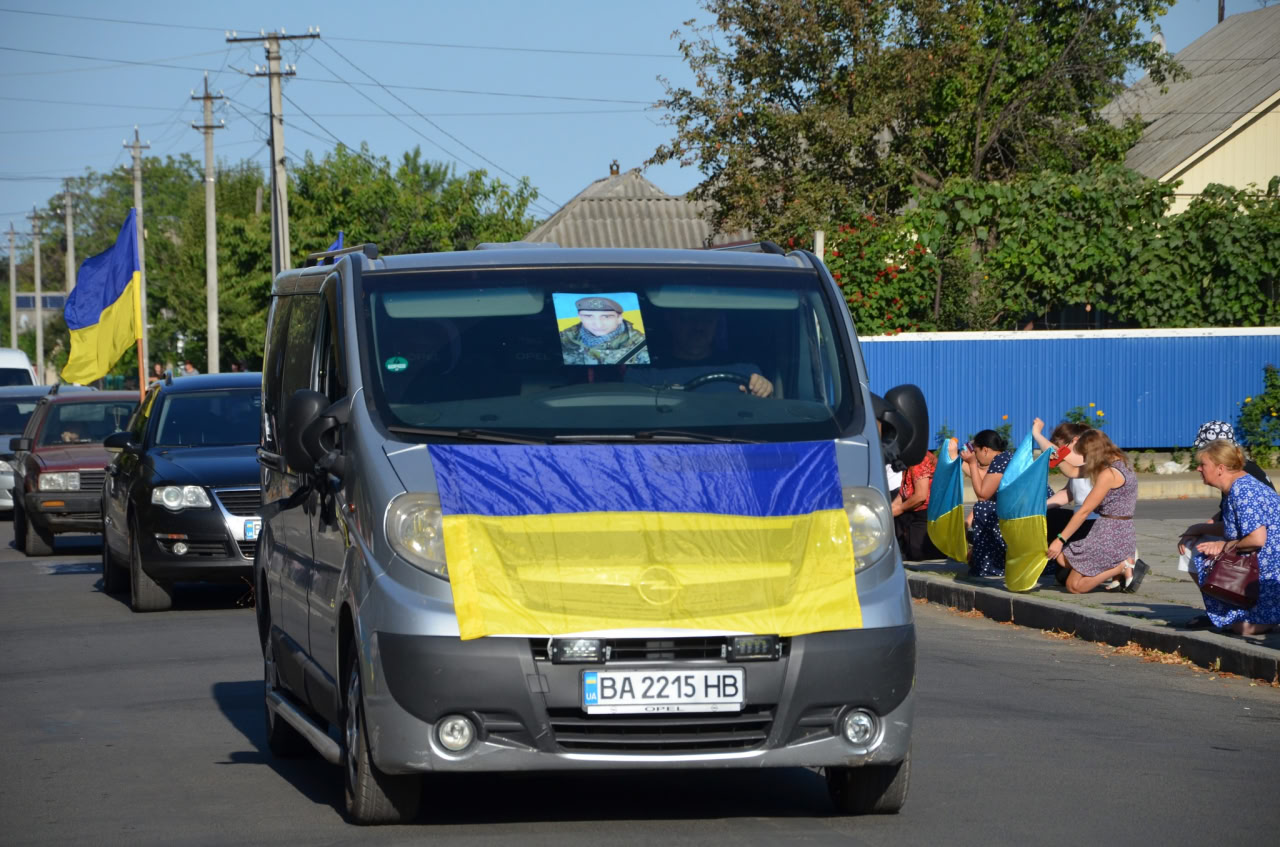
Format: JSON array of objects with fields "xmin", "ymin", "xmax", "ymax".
[
  {"xmin": 28, "ymin": 208, "xmax": 42, "ymax": 384},
  {"xmin": 63, "ymin": 181, "xmax": 75, "ymax": 293},
  {"xmin": 7, "ymin": 223, "xmax": 15, "ymax": 348},
  {"xmin": 124, "ymin": 127, "xmax": 150, "ymax": 373},
  {"xmin": 192, "ymin": 73, "xmax": 225, "ymax": 373},
  {"xmin": 226, "ymin": 27, "xmax": 319, "ymax": 278},
  {"xmin": 1219, "ymin": 0, "xmax": 1225, "ymax": 25}
]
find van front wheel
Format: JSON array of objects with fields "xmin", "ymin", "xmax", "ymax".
[
  {"xmin": 826, "ymin": 751, "xmax": 911, "ymax": 815},
  {"xmin": 343, "ymin": 656, "xmax": 421, "ymax": 824}
]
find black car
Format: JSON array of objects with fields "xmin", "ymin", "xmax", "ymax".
[{"xmin": 101, "ymin": 372, "xmax": 263, "ymax": 612}]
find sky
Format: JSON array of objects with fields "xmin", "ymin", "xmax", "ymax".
[{"xmin": 0, "ymin": 0, "xmax": 1270, "ymax": 240}]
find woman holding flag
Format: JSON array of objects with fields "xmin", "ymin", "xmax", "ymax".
[{"xmin": 1046, "ymin": 430, "xmax": 1146, "ymax": 594}]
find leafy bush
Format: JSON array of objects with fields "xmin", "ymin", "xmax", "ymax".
[
  {"xmin": 1236, "ymin": 364, "xmax": 1280, "ymax": 448},
  {"xmin": 1063, "ymin": 404, "xmax": 1106, "ymax": 429}
]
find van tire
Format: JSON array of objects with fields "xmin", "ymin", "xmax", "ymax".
[
  {"xmin": 129, "ymin": 522, "xmax": 172, "ymax": 612},
  {"xmin": 22, "ymin": 508, "xmax": 54, "ymax": 556},
  {"xmin": 343, "ymin": 654, "xmax": 421, "ymax": 824},
  {"xmin": 826, "ymin": 751, "xmax": 911, "ymax": 815}
]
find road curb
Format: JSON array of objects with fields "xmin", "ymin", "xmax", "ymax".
[{"xmin": 906, "ymin": 572, "xmax": 1280, "ymax": 682}]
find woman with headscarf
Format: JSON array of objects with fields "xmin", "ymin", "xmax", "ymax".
[{"xmin": 1185, "ymin": 439, "xmax": 1280, "ymax": 635}]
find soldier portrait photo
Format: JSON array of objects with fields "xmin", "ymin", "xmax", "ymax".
[{"xmin": 555, "ymin": 292, "xmax": 650, "ymax": 366}]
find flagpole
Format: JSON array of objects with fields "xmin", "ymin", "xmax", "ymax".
[{"xmin": 136, "ymin": 339, "xmax": 145, "ymax": 403}]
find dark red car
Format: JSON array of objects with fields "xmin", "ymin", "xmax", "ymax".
[{"xmin": 9, "ymin": 391, "xmax": 138, "ymax": 555}]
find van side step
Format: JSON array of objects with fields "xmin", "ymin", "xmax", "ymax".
[{"xmin": 266, "ymin": 689, "xmax": 342, "ymax": 764}]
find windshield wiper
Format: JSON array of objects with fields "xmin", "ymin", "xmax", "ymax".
[
  {"xmin": 555, "ymin": 430, "xmax": 759, "ymax": 444},
  {"xmin": 387, "ymin": 426, "xmax": 548, "ymax": 445}
]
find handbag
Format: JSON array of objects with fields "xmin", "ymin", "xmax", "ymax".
[{"xmin": 1201, "ymin": 546, "xmax": 1260, "ymax": 609}]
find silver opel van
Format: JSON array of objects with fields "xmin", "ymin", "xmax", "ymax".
[{"xmin": 255, "ymin": 242, "xmax": 928, "ymax": 824}]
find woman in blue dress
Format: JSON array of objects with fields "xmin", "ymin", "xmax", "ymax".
[
  {"xmin": 1191, "ymin": 440, "xmax": 1280, "ymax": 635},
  {"xmin": 961, "ymin": 430, "xmax": 1011, "ymax": 577}
]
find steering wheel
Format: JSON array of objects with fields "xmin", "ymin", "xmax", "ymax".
[{"xmin": 682, "ymin": 372, "xmax": 750, "ymax": 391}]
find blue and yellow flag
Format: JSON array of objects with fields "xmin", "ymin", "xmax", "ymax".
[
  {"xmin": 61, "ymin": 209, "xmax": 142, "ymax": 385},
  {"xmin": 996, "ymin": 433, "xmax": 1053, "ymax": 592},
  {"xmin": 428, "ymin": 442, "xmax": 862, "ymax": 640},
  {"xmin": 926, "ymin": 439, "xmax": 968, "ymax": 562}
]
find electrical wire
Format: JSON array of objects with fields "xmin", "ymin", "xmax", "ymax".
[
  {"xmin": 0, "ymin": 95, "xmax": 190, "ymax": 111},
  {"xmin": 0, "ymin": 121, "xmax": 172, "ymax": 134},
  {"xmin": 312, "ymin": 40, "xmax": 559, "ymax": 209},
  {"xmin": 293, "ymin": 73, "xmax": 654, "ymax": 105},
  {"xmin": 0, "ymin": 45, "xmax": 237, "ymax": 75}
]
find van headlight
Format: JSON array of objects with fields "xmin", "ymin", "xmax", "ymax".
[
  {"xmin": 842, "ymin": 486, "xmax": 893, "ymax": 572},
  {"xmin": 386, "ymin": 492, "xmax": 449, "ymax": 580}
]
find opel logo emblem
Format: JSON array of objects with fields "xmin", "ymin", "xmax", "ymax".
[{"xmin": 636, "ymin": 566, "xmax": 680, "ymax": 606}]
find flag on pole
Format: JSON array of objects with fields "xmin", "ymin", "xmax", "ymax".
[
  {"xmin": 926, "ymin": 439, "xmax": 968, "ymax": 562},
  {"xmin": 997, "ymin": 433, "xmax": 1053, "ymax": 592},
  {"xmin": 327, "ymin": 231, "xmax": 344, "ymax": 251},
  {"xmin": 61, "ymin": 209, "xmax": 143, "ymax": 385}
]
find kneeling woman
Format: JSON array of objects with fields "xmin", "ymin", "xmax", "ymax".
[
  {"xmin": 1046, "ymin": 431, "xmax": 1144, "ymax": 594},
  {"xmin": 1190, "ymin": 440, "xmax": 1280, "ymax": 635}
]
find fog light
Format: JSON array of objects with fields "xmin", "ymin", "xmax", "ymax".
[
  {"xmin": 172, "ymin": 541, "xmax": 188, "ymax": 556},
  {"xmin": 840, "ymin": 708, "xmax": 880, "ymax": 748},
  {"xmin": 728, "ymin": 635, "xmax": 780, "ymax": 661},
  {"xmin": 436, "ymin": 714, "xmax": 475, "ymax": 752},
  {"xmin": 550, "ymin": 637, "xmax": 604, "ymax": 664}
]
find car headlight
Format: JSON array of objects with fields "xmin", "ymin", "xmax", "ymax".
[
  {"xmin": 151, "ymin": 485, "xmax": 212, "ymax": 511},
  {"xmin": 386, "ymin": 492, "xmax": 448, "ymax": 580},
  {"xmin": 38, "ymin": 472, "xmax": 80, "ymax": 491},
  {"xmin": 842, "ymin": 486, "xmax": 893, "ymax": 572}
]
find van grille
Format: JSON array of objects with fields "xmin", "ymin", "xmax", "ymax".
[
  {"xmin": 529, "ymin": 637, "xmax": 789, "ymax": 662},
  {"xmin": 547, "ymin": 706, "xmax": 774, "ymax": 754}
]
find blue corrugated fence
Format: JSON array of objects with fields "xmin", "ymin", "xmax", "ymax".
[{"xmin": 859, "ymin": 328, "xmax": 1280, "ymax": 449}]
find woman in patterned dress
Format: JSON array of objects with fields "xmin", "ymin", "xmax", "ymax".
[
  {"xmin": 960, "ymin": 430, "xmax": 1011, "ymax": 577},
  {"xmin": 1190, "ymin": 440, "xmax": 1280, "ymax": 635},
  {"xmin": 1045, "ymin": 430, "xmax": 1144, "ymax": 594}
]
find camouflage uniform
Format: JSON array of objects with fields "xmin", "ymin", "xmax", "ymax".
[{"xmin": 559, "ymin": 320, "xmax": 650, "ymax": 365}]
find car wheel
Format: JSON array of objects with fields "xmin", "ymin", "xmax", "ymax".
[
  {"xmin": 343, "ymin": 650, "xmax": 421, "ymax": 825},
  {"xmin": 826, "ymin": 750, "xmax": 911, "ymax": 815},
  {"xmin": 128, "ymin": 519, "xmax": 172, "ymax": 612},
  {"xmin": 12, "ymin": 500, "xmax": 26, "ymax": 550},
  {"xmin": 101, "ymin": 535, "xmax": 126, "ymax": 594},
  {"xmin": 263, "ymin": 635, "xmax": 313, "ymax": 758},
  {"xmin": 22, "ymin": 507, "xmax": 54, "ymax": 556}
]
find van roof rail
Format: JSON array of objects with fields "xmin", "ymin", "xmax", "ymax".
[
  {"xmin": 304, "ymin": 242, "xmax": 380, "ymax": 267},
  {"xmin": 49, "ymin": 382, "xmax": 62, "ymax": 394},
  {"xmin": 711, "ymin": 241, "xmax": 786, "ymax": 255},
  {"xmin": 474, "ymin": 241, "xmax": 560, "ymax": 249}
]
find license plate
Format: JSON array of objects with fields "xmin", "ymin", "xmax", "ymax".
[
  {"xmin": 582, "ymin": 668, "xmax": 745, "ymax": 714},
  {"xmin": 244, "ymin": 519, "xmax": 261, "ymax": 540}
]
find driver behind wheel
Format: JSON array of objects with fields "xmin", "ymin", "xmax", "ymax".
[{"xmin": 625, "ymin": 308, "xmax": 773, "ymax": 397}]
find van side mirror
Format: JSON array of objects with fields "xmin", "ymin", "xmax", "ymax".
[
  {"xmin": 873, "ymin": 384, "xmax": 929, "ymax": 471},
  {"xmin": 284, "ymin": 390, "xmax": 331, "ymax": 475},
  {"xmin": 9, "ymin": 437, "xmax": 30, "ymax": 453},
  {"xmin": 104, "ymin": 431, "xmax": 141, "ymax": 455}
]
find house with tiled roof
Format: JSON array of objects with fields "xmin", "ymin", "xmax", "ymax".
[
  {"xmin": 525, "ymin": 161, "xmax": 752, "ymax": 248},
  {"xmin": 1104, "ymin": 4, "xmax": 1280, "ymax": 212}
]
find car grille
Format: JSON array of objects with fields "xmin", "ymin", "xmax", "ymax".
[
  {"xmin": 547, "ymin": 706, "xmax": 774, "ymax": 754},
  {"xmin": 78, "ymin": 469, "xmax": 105, "ymax": 494},
  {"xmin": 236, "ymin": 539, "xmax": 257, "ymax": 560},
  {"xmin": 214, "ymin": 488, "xmax": 262, "ymax": 516},
  {"xmin": 529, "ymin": 637, "xmax": 789, "ymax": 662}
]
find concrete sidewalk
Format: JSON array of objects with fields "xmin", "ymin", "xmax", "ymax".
[{"xmin": 905, "ymin": 501, "xmax": 1280, "ymax": 682}]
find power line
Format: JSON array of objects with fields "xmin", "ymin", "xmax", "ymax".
[
  {"xmin": 313, "ymin": 40, "xmax": 559, "ymax": 208},
  {"xmin": 292, "ymin": 73, "xmax": 654, "ymax": 104},
  {"xmin": 0, "ymin": 44, "xmax": 232, "ymax": 73},
  {"xmin": 0, "ymin": 6, "xmax": 235, "ymax": 31},
  {"xmin": 305, "ymin": 108, "xmax": 652, "ymax": 117},
  {"xmin": 0, "ymin": 121, "xmax": 172, "ymax": 134},
  {"xmin": 0, "ymin": 94, "xmax": 192, "ymax": 111}
]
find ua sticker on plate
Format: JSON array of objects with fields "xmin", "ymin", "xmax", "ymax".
[
  {"xmin": 245, "ymin": 519, "xmax": 261, "ymax": 540},
  {"xmin": 385, "ymin": 356, "xmax": 408, "ymax": 373}
]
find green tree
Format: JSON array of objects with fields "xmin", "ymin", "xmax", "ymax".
[{"xmin": 650, "ymin": 0, "xmax": 1180, "ymax": 238}]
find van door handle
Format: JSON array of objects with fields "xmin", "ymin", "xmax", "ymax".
[{"xmin": 257, "ymin": 448, "xmax": 286, "ymax": 473}]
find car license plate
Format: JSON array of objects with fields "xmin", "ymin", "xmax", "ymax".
[
  {"xmin": 244, "ymin": 518, "xmax": 261, "ymax": 540},
  {"xmin": 582, "ymin": 668, "xmax": 745, "ymax": 714}
]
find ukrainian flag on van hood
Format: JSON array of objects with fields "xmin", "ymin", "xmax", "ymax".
[
  {"xmin": 926, "ymin": 440, "xmax": 968, "ymax": 563},
  {"xmin": 996, "ymin": 433, "xmax": 1053, "ymax": 592},
  {"xmin": 428, "ymin": 442, "xmax": 863, "ymax": 640},
  {"xmin": 61, "ymin": 209, "xmax": 142, "ymax": 385}
]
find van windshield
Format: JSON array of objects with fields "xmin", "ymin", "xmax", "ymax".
[
  {"xmin": 0, "ymin": 367, "xmax": 33, "ymax": 386},
  {"xmin": 359, "ymin": 266, "xmax": 858, "ymax": 442}
]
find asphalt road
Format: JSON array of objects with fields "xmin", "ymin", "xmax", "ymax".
[{"xmin": 1, "ymin": 508, "xmax": 1277, "ymax": 847}]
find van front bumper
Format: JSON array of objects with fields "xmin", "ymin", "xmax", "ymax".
[{"xmin": 362, "ymin": 625, "xmax": 915, "ymax": 774}]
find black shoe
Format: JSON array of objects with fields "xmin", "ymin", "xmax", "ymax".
[
  {"xmin": 1123, "ymin": 559, "xmax": 1149, "ymax": 593},
  {"xmin": 1055, "ymin": 566, "xmax": 1070, "ymax": 586}
]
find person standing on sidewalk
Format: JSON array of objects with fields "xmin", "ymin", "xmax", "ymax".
[
  {"xmin": 1187, "ymin": 439, "xmax": 1280, "ymax": 635},
  {"xmin": 1046, "ymin": 430, "xmax": 1145, "ymax": 594}
]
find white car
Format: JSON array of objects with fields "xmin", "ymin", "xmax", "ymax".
[{"xmin": 0, "ymin": 349, "xmax": 37, "ymax": 386}]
